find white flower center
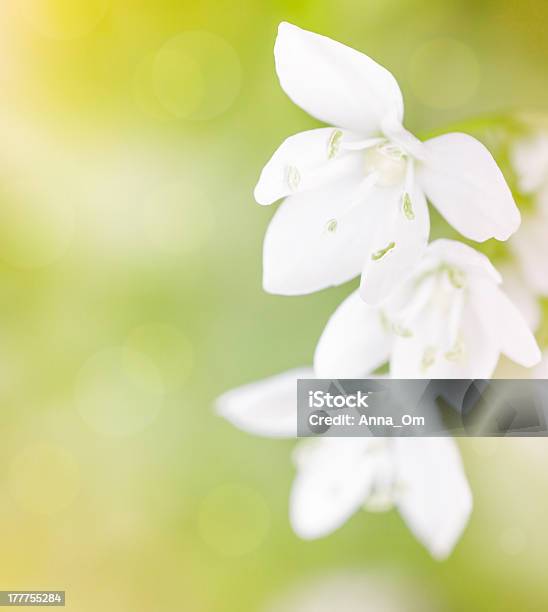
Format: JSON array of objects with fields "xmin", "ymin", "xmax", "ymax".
[
  {"xmin": 324, "ymin": 138, "xmax": 415, "ymax": 235},
  {"xmin": 364, "ymin": 142, "xmax": 407, "ymax": 187},
  {"xmin": 388, "ymin": 264, "xmax": 468, "ymax": 371}
]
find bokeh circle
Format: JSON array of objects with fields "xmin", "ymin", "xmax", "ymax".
[
  {"xmin": 76, "ymin": 347, "xmax": 164, "ymax": 436},
  {"xmin": 408, "ymin": 38, "xmax": 480, "ymax": 109},
  {"xmin": 197, "ymin": 484, "xmax": 270, "ymax": 556},
  {"xmin": 151, "ymin": 31, "xmax": 242, "ymax": 121}
]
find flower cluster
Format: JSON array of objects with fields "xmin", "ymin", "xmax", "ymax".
[
  {"xmin": 507, "ymin": 134, "xmax": 548, "ymax": 325},
  {"xmin": 218, "ymin": 23, "xmax": 543, "ymax": 558}
]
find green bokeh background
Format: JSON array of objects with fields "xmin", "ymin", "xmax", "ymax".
[{"xmin": 0, "ymin": 1, "xmax": 548, "ymax": 610}]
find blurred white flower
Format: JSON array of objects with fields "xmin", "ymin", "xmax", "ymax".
[
  {"xmin": 510, "ymin": 212, "xmax": 548, "ymax": 296},
  {"xmin": 495, "ymin": 350, "xmax": 548, "ymax": 379},
  {"xmin": 511, "ymin": 132, "xmax": 548, "ymax": 195},
  {"xmin": 256, "ymin": 22, "xmax": 520, "ymax": 304},
  {"xmin": 315, "ymin": 240, "xmax": 541, "ymax": 379},
  {"xmin": 532, "ymin": 352, "xmax": 548, "ymax": 377},
  {"xmin": 264, "ymin": 570, "xmax": 437, "ymax": 612},
  {"xmin": 510, "ymin": 133, "xmax": 548, "ymax": 297},
  {"xmin": 499, "ymin": 263, "xmax": 541, "ymax": 332},
  {"xmin": 218, "ymin": 369, "xmax": 472, "ymax": 559}
]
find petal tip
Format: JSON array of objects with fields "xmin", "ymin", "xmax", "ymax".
[
  {"xmin": 289, "ymin": 505, "xmax": 328, "ymax": 540},
  {"xmin": 278, "ymin": 21, "xmax": 293, "ymax": 31},
  {"xmin": 277, "ymin": 21, "xmax": 300, "ymax": 35},
  {"xmin": 276, "ymin": 21, "xmax": 300, "ymax": 46},
  {"xmin": 495, "ymin": 209, "xmax": 521, "ymax": 242},
  {"xmin": 359, "ymin": 273, "xmax": 383, "ymax": 307},
  {"xmin": 262, "ymin": 270, "xmax": 290, "ymax": 295},
  {"xmin": 524, "ymin": 344, "xmax": 542, "ymax": 369},
  {"xmin": 253, "ymin": 182, "xmax": 272, "ymax": 206}
]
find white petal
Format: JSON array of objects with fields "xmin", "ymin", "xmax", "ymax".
[
  {"xmin": 290, "ymin": 438, "xmax": 374, "ymax": 539},
  {"xmin": 360, "ymin": 185, "xmax": 430, "ymax": 305},
  {"xmin": 532, "ymin": 352, "xmax": 548, "ymax": 378},
  {"xmin": 511, "ymin": 133, "xmax": 548, "ymax": 194},
  {"xmin": 426, "ymin": 239, "xmax": 502, "ymax": 284},
  {"xmin": 274, "ymin": 22, "xmax": 404, "ymax": 134},
  {"xmin": 382, "ymin": 121, "xmax": 427, "ymax": 161},
  {"xmin": 510, "ymin": 213, "xmax": 548, "ymax": 295},
  {"xmin": 470, "ymin": 280, "xmax": 541, "ymax": 368},
  {"xmin": 314, "ymin": 291, "xmax": 392, "ymax": 378},
  {"xmin": 394, "ymin": 438, "xmax": 472, "ymax": 560},
  {"xmin": 417, "ymin": 133, "xmax": 520, "ymax": 242},
  {"xmin": 263, "ymin": 177, "xmax": 392, "ymax": 295},
  {"xmin": 216, "ymin": 367, "xmax": 313, "ymax": 437},
  {"xmin": 254, "ymin": 128, "xmax": 362, "ymax": 205},
  {"xmin": 390, "ymin": 301, "xmax": 501, "ymax": 379},
  {"xmin": 499, "ymin": 263, "xmax": 541, "ymax": 332}
]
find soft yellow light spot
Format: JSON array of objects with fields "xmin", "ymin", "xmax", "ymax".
[
  {"xmin": 9, "ymin": 444, "xmax": 80, "ymax": 515},
  {"xmin": 197, "ymin": 484, "xmax": 270, "ymax": 556},
  {"xmin": 76, "ymin": 347, "xmax": 164, "ymax": 436},
  {"xmin": 133, "ymin": 54, "xmax": 175, "ymax": 120},
  {"xmin": 16, "ymin": 0, "xmax": 110, "ymax": 40},
  {"xmin": 409, "ymin": 38, "xmax": 480, "ymax": 109},
  {"xmin": 152, "ymin": 31, "xmax": 242, "ymax": 121},
  {"xmin": 0, "ymin": 180, "xmax": 74, "ymax": 269},
  {"xmin": 126, "ymin": 324, "xmax": 194, "ymax": 390},
  {"xmin": 143, "ymin": 181, "xmax": 214, "ymax": 256},
  {"xmin": 500, "ymin": 526, "xmax": 526, "ymax": 556}
]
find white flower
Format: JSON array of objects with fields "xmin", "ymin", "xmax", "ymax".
[
  {"xmin": 510, "ymin": 212, "xmax": 548, "ymax": 296},
  {"xmin": 511, "ymin": 132, "xmax": 548, "ymax": 195},
  {"xmin": 256, "ymin": 22, "xmax": 520, "ymax": 304},
  {"xmin": 499, "ymin": 263, "xmax": 541, "ymax": 332},
  {"xmin": 315, "ymin": 240, "xmax": 541, "ymax": 379},
  {"xmin": 495, "ymin": 350, "xmax": 548, "ymax": 379},
  {"xmin": 533, "ymin": 352, "xmax": 548, "ymax": 377},
  {"xmin": 510, "ymin": 133, "xmax": 548, "ymax": 296},
  {"xmin": 266, "ymin": 570, "xmax": 433, "ymax": 612},
  {"xmin": 217, "ymin": 368, "xmax": 472, "ymax": 559}
]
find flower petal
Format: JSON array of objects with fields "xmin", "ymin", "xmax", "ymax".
[
  {"xmin": 417, "ymin": 133, "xmax": 520, "ymax": 242},
  {"xmin": 511, "ymin": 133, "xmax": 548, "ymax": 194},
  {"xmin": 532, "ymin": 352, "xmax": 548, "ymax": 378},
  {"xmin": 290, "ymin": 438, "xmax": 374, "ymax": 539},
  {"xmin": 263, "ymin": 177, "xmax": 392, "ymax": 295},
  {"xmin": 500, "ymin": 263, "xmax": 541, "ymax": 332},
  {"xmin": 314, "ymin": 290, "xmax": 392, "ymax": 378},
  {"xmin": 216, "ymin": 367, "xmax": 313, "ymax": 438},
  {"xmin": 394, "ymin": 438, "xmax": 472, "ymax": 560},
  {"xmin": 470, "ymin": 280, "xmax": 541, "ymax": 368},
  {"xmin": 360, "ymin": 185, "xmax": 430, "ymax": 305},
  {"xmin": 510, "ymin": 213, "xmax": 548, "ymax": 295},
  {"xmin": 254, "ymin": 128, "xmax": 362, "ymax": 205},
  {"xmin": 390, "ymin": 302, "xmax": 501, "ymax": 379},
  {"xmin": 426, "ymin": 239, "xmax": 502, "ymax": 284},
  {"xmin": 274, "ymin": 22, "xmax": 404, "ymax": 134}
]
